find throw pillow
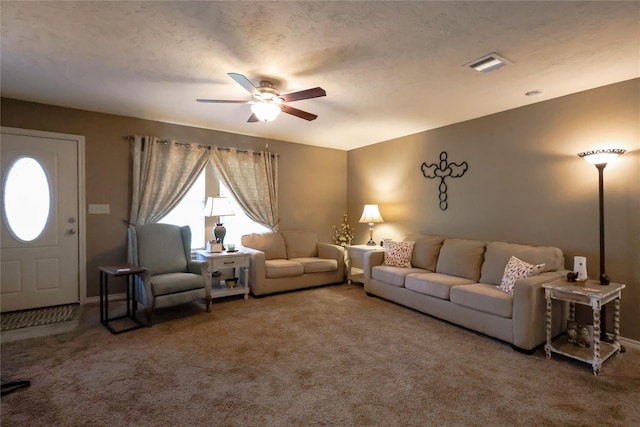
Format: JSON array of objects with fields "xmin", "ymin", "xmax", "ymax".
[
  {"xmin": 383, "ymin": 241, "xmax": 415, "ymax": 268},
  {"xmin": 499, "ymin": 256, "xmax": 545, "ymax": 295}
]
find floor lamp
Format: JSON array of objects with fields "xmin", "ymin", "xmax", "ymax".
[{"xmin": 577, "ymin": 148, "xmax": 626, "ymax": 346}]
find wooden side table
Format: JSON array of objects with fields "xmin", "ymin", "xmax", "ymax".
[
  {"xmin": 99, "ymin": 264, "xmax": 146, "ymax": 334},
  {"xmin": 196, "ymin": 250, "xmax": 250, "ymax": 300},
  {"xmin": 345, "ymin": 245, "xmax": 384, "ymax": 284},
  {"xmin": 543, "ymin": 278, "xmax": 625, "ymax": 375}
]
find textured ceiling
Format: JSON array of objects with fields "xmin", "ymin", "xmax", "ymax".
[{"xmin": 1, "ymin": 1, "xmax": 639, "ymax": 151}]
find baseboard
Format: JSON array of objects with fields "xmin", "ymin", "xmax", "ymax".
[{"xmin": 620, "ymin": 336, "xmax": 640, "ymax": 350}]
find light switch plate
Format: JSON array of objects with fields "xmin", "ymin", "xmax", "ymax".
[{"xmin": 88, "ymin": 204, "xmax": 110, "ymax": 214}]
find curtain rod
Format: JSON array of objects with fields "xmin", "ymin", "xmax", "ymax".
[{"xmin": 125, "ymin": 136, "xmax": 278, "ymax": 157}]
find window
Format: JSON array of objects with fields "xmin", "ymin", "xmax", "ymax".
[
  {"xmin": 219, "ymin": 181, "xmax": 270, "ymax": 246},
  {"xmin": 158, "ymin": 170, "xmax": 206, "ymax": 249},
  {"xmin": 3, "ymin": 157, "xmax": 51, "ymax": 242},
  {"xmin": 156, "ymin": 169, "xmax": 270, "ymax": 249}
]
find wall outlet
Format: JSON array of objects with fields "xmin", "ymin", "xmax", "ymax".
[{"xmin": 88, "ymin": 204, "xmax": 110, "ymax": 214}]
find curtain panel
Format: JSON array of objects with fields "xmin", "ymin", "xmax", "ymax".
[
  {"xmin": 129, "ymin": 136, "xmax": 210, "ymax": 225},
  {"xmin": 209, "ymin": 147, "xmax": 279, "ymax": 231}
]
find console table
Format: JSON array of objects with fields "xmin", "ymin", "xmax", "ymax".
[
  {"xmin": 196, "ymin": 250, "xmax": 250, "ymax": 300},
  {"xmin": 345, "ymin": 244, "xmax": 384, "ymax": 284},
  {"xmin": 543, "ymin": 278, "xmax": 625, "ymax": 376}
]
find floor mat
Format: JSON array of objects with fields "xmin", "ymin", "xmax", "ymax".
[{"xmin": 1, "ymin": 304, "xmax": 79, "ymax": 331}]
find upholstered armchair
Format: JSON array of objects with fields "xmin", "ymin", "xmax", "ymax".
[{"xmin": 127, "ymin": 223, "xmax": 211, "ymax": 324}]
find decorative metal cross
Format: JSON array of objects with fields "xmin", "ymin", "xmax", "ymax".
[{"xmin": 420, "ymin": 151, "xmax": 469, "ymax": 210}]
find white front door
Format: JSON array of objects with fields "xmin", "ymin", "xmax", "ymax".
[{"xmin": 1, "ymin": 127, "xmax": 85, "ymax": 312}]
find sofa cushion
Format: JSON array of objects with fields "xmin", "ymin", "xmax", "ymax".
[
  {"xmin": 151, "ymin": 272, "xmax": 204, "ymax": 296},
  {"xmin": 290, "ymin": 257, "xmax": 338, "ymax": 274},
  {"xmin": 241, "ymin": 233, "xmax": 287, "ymax": 260},
  {"xmin": 372, "ymin": 265, "xmax": 426, "ymax": 287},
  {"xmin": 436, "ymin": 239, "xmax": 486, "ymax": 281},
  {"xmin": 405, "ymin": 273, "xmax": 475, "ymax": 300},
  {"xmin": 281, "ymin": 231, "xmax": 319, "ymax": 258},
  {"xmin": 407, "ymin": 235, "xmax": 444, "ymax": 271},
  {"xmin": 265, "ymin": 259, "xmax": 304, "ymax": 278},
  {"xmin": 498, "ymin": 256, "xmax": 545, "ymax": 295},
  {"xmin": 383, "ymin": 241, "xmax": 415, "ymax": 267},
  {"xmin": 480, "ymin": 241, "xmax": 564, "ymax": 286},
  {"xmin": 450, "ymin": 283, "xmax": 513, "ymax": 319}
]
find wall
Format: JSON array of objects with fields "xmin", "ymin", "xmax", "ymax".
[
  {"xmin": 347, "ymin": 79, "xmax": 640, "ymax": 341},
  {"xmin": 1, "ymin": 98, "xmax": 347, "ymax": 299}
]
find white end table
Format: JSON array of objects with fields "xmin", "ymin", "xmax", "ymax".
[
  {"xmin": 345, "ymin": 244, "xmax": 384, "ymax": 284},
  {"xmin": 196, "ymin": 250, "xmax": 250, "ymax": 300},
  {"xmin": 543, "ymin": 278, "xmax": 625, "ymax": 376}
]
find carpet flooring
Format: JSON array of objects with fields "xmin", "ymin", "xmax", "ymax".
[
  {"xmin": 1, "ymin": 284, "xmax": 639, "ymax": 426},
  {"xmin": 1, "ymin": 303, "xmax": 79, "ymax": 331}
]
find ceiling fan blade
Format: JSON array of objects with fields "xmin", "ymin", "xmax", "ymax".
[
  {"xmin": 228, "ymin": 72, "xmax": 260, "ymax": 96},
  {"xmin": 281, "ymin": 87, "xmax": 326, "ymax": 103},
  {"xmin": 247, "ymin": 113, "xmax": 259, "ymax": 123},
  {"xmin": 282, "ymin": 105, "xmax": 318, "ymax": 121},
  {"xmin": 196, "ymin": 99, "xmax": 247, "ymax": 103}
]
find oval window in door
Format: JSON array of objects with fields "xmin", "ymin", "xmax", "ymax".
[{"xmin": 3, "ymin": 156, "xmax": 51, "ymax": 242}]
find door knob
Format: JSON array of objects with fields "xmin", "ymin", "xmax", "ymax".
[{"xmin": 69, "ymin": 229, "xmax": 76, "ymax": 234}]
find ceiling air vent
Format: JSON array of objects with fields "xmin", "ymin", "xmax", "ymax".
[{"xmin": 465, "ymin": 53, "xmax": 511, "ymax": 73}]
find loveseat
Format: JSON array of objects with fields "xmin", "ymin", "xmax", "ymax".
[
  {"xmin": 240, "ymin": 231, "xmax": 345, "ymax": 296},
  {"xmin": 364, "ymin": 234, "xmax": 569, "ymax": 352}
]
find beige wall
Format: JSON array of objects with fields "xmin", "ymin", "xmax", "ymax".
[
  {"xmin": 2, "ymin": 79, "xmax": 638, "ymax": 341},
  {"xmin": 1, "ymin": 98, "xmax": 347, "ymax": 299},
  {"xmin": 348, "ymin": 79, "xmax": 640, "ymax": 341}
]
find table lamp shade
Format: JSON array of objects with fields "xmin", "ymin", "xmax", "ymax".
[
  {"xmin": 204, "ymin": 197, "xmax": 235, "ymax": 218},
  {"xmin": 359, "ymin": 204, "xmax": 384, "ymax": 224}
]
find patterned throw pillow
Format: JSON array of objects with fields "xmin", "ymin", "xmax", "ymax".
[
  {"xmin": 499, "ymin": 256, "xmax": 545, "ymax": 295},
  {"xmin": 383, "ymin": 241, "xmax": 415, "ymax": 268}
]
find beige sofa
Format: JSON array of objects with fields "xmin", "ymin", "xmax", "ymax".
[
  {"xmin": 240, "ymin": 231, "xmax": 345, "ymax": 296},
  {"xmin": 364, "ymin": 234, "xmax": 569, "ymax": 352}
]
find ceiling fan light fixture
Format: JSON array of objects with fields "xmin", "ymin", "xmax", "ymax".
[{"xmin": 251, "ymin": 101, "xmax": 282, "ymax": 122}]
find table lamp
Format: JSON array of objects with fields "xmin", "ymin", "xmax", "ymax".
[
  {"xmin": 204, "ymin": 196, "xmax": 235, "ymax": 249},
  {"xmin": 359, "ymin": 204, "xmax": 384, "ymax": 246}
]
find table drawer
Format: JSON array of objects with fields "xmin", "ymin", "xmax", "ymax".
[{"xmin": 211, "ymin": 258, "xmax": 244, "ymax": 269}]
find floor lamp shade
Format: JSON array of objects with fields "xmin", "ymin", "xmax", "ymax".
[
  {"xmin": 204, "ymin": 196, "xmax": 235, "ymax": 248},
  {"xmin": 359, "ymin": 204, "xmax": 384, "ymax": 246}
]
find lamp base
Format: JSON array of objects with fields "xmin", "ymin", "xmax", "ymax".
[
  {"xmin": 366, "ymin": 239, "xmax": 377, "ymax": 246},
  {"xmin": 213, "ymin": 224, "xmax": 226, "ymax": 250}
]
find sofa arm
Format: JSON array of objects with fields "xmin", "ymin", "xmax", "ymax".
[
  {"xmin": 186, "ymin": 260, "xmax": 207, "ymax": 275},
  {"xmin": 318, "ymin": 242, "xmax": 345, "ymax": 277},
  {"xmin": 317, "ymin": 242, "xmax": 345, "ymax": 261},
  {"xmin": 239, "ymin": 246, "xmax": 266, "ymax": 291},
  {"xmin": 363, "ymin": 251, "xmax": 385, "ymax": 282},
  {"xmin": 512, "ymin": 270, "xmax": 569, "ymax": 350},
  {"xmin": 135, "ymin": 268, "xmax": 153, "ymax": 308},
  {"xmin": 186, "ymin": 260, "xmax": 211, "ymax": 296}
]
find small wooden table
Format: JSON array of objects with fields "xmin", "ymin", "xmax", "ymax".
[
  {"xmin": 196, "ymin": 250, "xmax": 250, "ymax": 300},
  {"xmin": 543, "ymin": 278, "xmax": 625, "ymax": 375},
  {"xmin": 99, "ymin": 264, "xmax": 146, "ymax": 334}
]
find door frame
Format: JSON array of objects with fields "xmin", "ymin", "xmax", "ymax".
[{"xmin": 1, "ymin": 126, "xmax": 87, "ymax": 305}]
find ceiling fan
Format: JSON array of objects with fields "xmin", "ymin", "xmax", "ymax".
[{"xmin": 197, "ymin": 73, "xmax": 326, "ymax": 122}]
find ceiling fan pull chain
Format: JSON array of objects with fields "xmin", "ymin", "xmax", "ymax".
[{"xmin": 265, "ymin": 121, "xmax": 269, "ymax": 150}]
